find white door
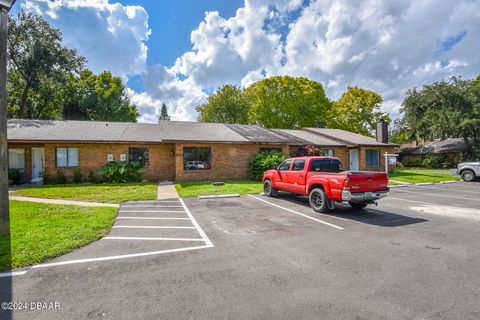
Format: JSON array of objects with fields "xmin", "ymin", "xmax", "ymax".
[
  {"xmin": 32, "ymin": 147, "xmax": 45, "ymax": 180},
  {"xmin": 349, "ymin": 149, "xmax": 359, "ymax": 171}
]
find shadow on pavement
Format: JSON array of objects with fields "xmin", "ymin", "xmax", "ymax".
[
  {"xmin": 0, "ymin": 232, "xmax": 12, "ymax": 320},
  {"xmin": 274, "ymin": 193, "xmax": 429, "ymax": 227}
]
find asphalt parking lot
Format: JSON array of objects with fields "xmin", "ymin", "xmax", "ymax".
[{"xmin": 2, "ymin": 181, "xmax": 480, "ymax": 320}]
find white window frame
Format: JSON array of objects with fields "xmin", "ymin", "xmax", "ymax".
[
  {"xmin": 8, "ymin": 148, "xmax": 25, "ymax": 173},
  {"xmin": 56, "ymin": 147, "xmax": 79, "ymax": 168}
]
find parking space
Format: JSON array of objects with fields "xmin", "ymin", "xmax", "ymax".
[
  {"xmin": 4, "ymin": 181, "xmax": 480, "ymax": 320},
  {"xmin": 28, "ymin": 198, "xmax": 213, "ymax": 269}
]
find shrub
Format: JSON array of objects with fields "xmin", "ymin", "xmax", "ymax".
[
  {"xmin": 403, "ymin": 159, "xmax": 422, "ymax": 167},
  {"xmin": 88, "ymin": 170, "xmax": 103, "ymax": 183},
  {"xmin": 421, "ymin": 154, "xmax": 443, "ymax": 168},
  {"xmin": 98, "ymin": 161, "xmax": 145, "ymax": 183},
  {"xmin": 8, "ymin": 169, "xmax": 21, "ymax": 184},
  {"xmin": 249, "ymin": 152, "xmax": 287, "ymax": 180},
  {"xmin": 73, "ymin": 168, "xmax": 82, "ymax": 183},
  {"xmin": 56, "ymin": 170, "xmax": 67, "ymax": 184},
  {"xmin": 40, "ymin": 170, "xmax": 51, "ymax": 184}
]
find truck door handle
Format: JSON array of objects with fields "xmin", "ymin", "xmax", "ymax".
[{"xmin": 299, "ymin": 174, "xmax": 304, "ymax": 178}]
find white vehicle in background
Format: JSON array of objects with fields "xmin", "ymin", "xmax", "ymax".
[
  {"xmin": 457, "ymin": 161, "xmax": 480, "ymax": 182},
  {"xmin": 195, "ymin": 161, "xmax": 205, "ymax": 169}
]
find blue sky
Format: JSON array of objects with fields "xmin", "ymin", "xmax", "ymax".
[{"xmin": 18, "ymin": 0, "xmax": 478, "ymax": 123}]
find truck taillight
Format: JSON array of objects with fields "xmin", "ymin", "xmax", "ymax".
[{"xmin": 343, "ymin": 178, "xmax": 350, "ymax": 189}]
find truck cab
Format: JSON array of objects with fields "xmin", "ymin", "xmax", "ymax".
[{"xmin": 262, "ymin": 156, "xmax": 389, "ymax": 212}]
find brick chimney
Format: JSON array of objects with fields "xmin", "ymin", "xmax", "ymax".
[{"xmin": 376, "ymin": 120, "xmax": 388, "ymax": 143}]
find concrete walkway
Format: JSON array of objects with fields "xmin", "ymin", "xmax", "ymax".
[
  {"xmin": 157, "ymin": 181, "xmax": 180, "ymax": 200},
  {"xmin": 9, "ymin": 196, "xmax": 119, "ymax": 208}
]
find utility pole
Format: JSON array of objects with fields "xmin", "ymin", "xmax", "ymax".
[{"xmin": 0, "ymin": 0, "xmax": 16, "ymax": 236}]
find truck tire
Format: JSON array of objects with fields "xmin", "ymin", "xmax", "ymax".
[
  {"xmin": 309, "ymin": 188, "xmax": 329, "ymax": 213},
  {"xmin": 349, "ymin": 202, "xmax": 368, "ymax": 210},
  {"xmin": 264, "ymin": 180, "xmax": 278, "ymax": 197},
  {"xmin": 461, "ymin": 170, "xmax": 476, "ymax": 182}
]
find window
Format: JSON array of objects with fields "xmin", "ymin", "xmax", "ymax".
[
  {"xmin": 310, "ymin": 159, "xmax": 343, "ymax": 173},
  {"xmin": 320, "ymin": 149, "xmax": 334, "ymax": 156},
  {"xmin": 129, "ymin": 148, "xmax": 149, "ymax": 166},
  {"xmin": 8, "ymin": 148, "xmax": 25, "ymax": 172},
  {"xmin": 183, "ymin": 147, "xmax": 211, "ymax": 171},
  {"xmin": 260, "ymin": 147, "xmax": 282, "ymax": 154},
  {"xmin": 107, "ymin": 154, "xmax": 114, "ymax": 162},
  {"xmin": 277, "ymin": 160, "xmax": 292, "ymax": 171},
  {"xmin": 292, "ymin": 159, "xmax": 306, "ymax": 171},
  {"xmin": 365, "ymin": 149, "xmax": 380, "ymax": 167},
  {"xmin": 56, "ymin": 148, "xmax": 79, "ymax": 167}
]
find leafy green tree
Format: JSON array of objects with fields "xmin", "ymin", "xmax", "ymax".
[
  {"xmin": 401, "ymin": 77, "xmax": 474, "ymax": 145},
  {"xmin": 158, "ymin": 103, "xmax": 171, "ymax": 122},
  {"xmin": 63, "ymin": 70, "xmax": 138, "ymax": 122},
  {"xmin": 196, "ymin": 85, "xmax": 249, "ymax": 123},
  {"xmin": 245, "ymin": 76, "xmax": 331, "ymax": 129},
  {"xmin": 7, "ymin": 12, "xmax": 85, "ymax": 119},
  {"xmin": 331, "ymin": 86, "xmax": 390, "ymax": 136}
]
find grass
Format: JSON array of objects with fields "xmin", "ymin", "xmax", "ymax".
[
  {"xmin": 11, "ymin": 182, "xmax": 157, "ymax": 204},
  {"xmin": 175, "ymin": 179, "xmax": 263, "ymax": 198},
  {"xmin": 0, "ymin": 200, "xmax": 117, "ymax": 271},
  {"xmin": 389, "ymin": 167, "xmax": 460, "ymax": 184}
]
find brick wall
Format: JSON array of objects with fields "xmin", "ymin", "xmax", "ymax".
[
  {"xmin": 175, "ymin": 143, "xmax": 289, "ymax": 181},
  {"xmin": 44, "ymin": 143, "xmax": 175, "ymax": 182}
]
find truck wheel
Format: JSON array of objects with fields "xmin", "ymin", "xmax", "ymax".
[
  {"xmin": 349, "ymin": 202, "xmax": 368, "ymax": 210},
  {"xmin": 264, "ymin": 180, "xmax": 278, "ymax": 197},
  {"xmin": 309, "ymin": 188, "xmax": 329, "ymax": 213},
  {"xmin": 461, "ymin": 170, "xmax": 476, "ymax": 182}
]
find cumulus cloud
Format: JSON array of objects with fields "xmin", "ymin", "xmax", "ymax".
[
  {"xmin": 21, "ymin": 0, "xmax": 480, "ymax": 122},
  {"xmin": 23, "ymin": 0, "xmax": 151, "ymax": 77}
]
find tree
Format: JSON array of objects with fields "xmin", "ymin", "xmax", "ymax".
[
  {"xmin": 7, "ymin": 12, "xmax": 85, "ymax": 119},
  {"xmin": 401, "ymin": 77, "xmax": 474, "ymax": 145},
  {"xmin": 196, "ymin": 85, "xmax": 249, "ymax": 123},
  {"xmin": 245, "ymin": 76, "xmax": 331, "ymax": 128},
  {"xmin": 331, "ymin": 86, "xmax": 390, "ymax": 136},
  {"xmin": 158, "ymin": 103, "xmax": 170, "ymax": 122},
  {"xmin": 63, "ymin": 70, "xmax": 138, "ymax": 122}
]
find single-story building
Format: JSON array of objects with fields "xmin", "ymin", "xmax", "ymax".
[
  {"xmin": 398, "ymin": 138, "xmax": 466, "ymax": 166},
  {"xmin": 7, "ymin": 119, "xmax": 397, "ymax": 183}
]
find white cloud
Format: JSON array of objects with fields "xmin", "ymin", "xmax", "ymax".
[
  {"xmin": 23, "ymin": 0, "xmax": 151, "ymax": 77},
  {"xmin": 21, "ymin": 0, "xmax": 480, "ymax": 122}
]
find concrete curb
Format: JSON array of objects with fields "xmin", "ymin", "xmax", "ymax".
[
  {"xmin": 389, "ymin": 180, "xmax": 462, "ymax": 188},
  {"xmin": 198, "ymin": 194, "xmax": 240, "ymax": 200}
]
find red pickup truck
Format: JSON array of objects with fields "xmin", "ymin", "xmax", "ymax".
[{"xmin": 262, "ymin": 156, "xmax": 389, "ymax": 212}]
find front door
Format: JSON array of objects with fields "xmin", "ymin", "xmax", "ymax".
[
  {"xmin": 32, "ymin": 147, "xmax": 45, "ymax": 180},
  {"xmin": 349, "ymin": 149, "xmax": 359, "ymax": 171}
]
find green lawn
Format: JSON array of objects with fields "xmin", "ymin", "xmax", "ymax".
[
  {"xmin": 175, "ymin": 179, "xmax": 263, "ymax": 198},
  {"xmin": 11, "ymin": 182, "xmax": 157, "ymax": 204},
  {"xmin": 0, "ymin": 200, "xmax": 117, "ymax": 271},
  {"xmin": 389, "ymin": 167, "xmax": 460, "ymax": 184}
]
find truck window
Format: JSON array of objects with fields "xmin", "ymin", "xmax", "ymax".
[
  {"xmin": 310, "ymin": 159, "xmax": 343, "ymax": 172},
  {"xmin": 278, "ymin": 160, "xmax": 292, "ymax": 171},
  {"xmin": 292, "ymin": 159, "xmax": 306, "ymax": 171}
]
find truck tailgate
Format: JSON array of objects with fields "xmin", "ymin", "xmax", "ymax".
[{"xmin": 348, "ymin": 172, "xmax": 388, "ymax": 192}]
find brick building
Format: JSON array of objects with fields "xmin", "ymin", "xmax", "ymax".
[{"xmin": 7, "ymin": 119, "xmax": 397, "ymax": 183}]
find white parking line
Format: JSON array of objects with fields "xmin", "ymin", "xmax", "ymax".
[
  {"xmin": 104, "ymin": 236, "xmax": 205, "ymax": 241},
  {"xmin": 247, "ymin": 195, "xmax": 344, "ymax": 230},
  {"xmin": 0, "ymin": 270, "xmax": 27, "ymax": 278},
  {"xmin": 113, "ymin": 226, "xmax": 195, "ymax": 229},
  {"xmin": 394, "ymin": 189, "xmax": 480, "ymax": 202},
  {"xmin": 116, "ymin": 217, "xmax": 190, "ymax": 220},
  {"xmin": 31, "ymin": 245, "xmax": 211, "ymax": 269},
  {"xmin": 179, "ymin": 198, "xmax": 214, "ymax": 247},
  {"xmin": 414, "ymin": 185, "xmax": 480, "ymax": 194}
]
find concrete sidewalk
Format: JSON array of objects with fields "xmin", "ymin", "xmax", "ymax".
[
  {"xmin": 9, "ymin": 196, "xmax": 119, "ymax": 207},
  {"xmin": 157, "ymin": 181, "xmax": 180, "ymax": 200}
]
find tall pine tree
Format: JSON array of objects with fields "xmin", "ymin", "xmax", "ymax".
[{"xmin": 158, "ymin": 103, "xmax": 171, "ymax": 122}]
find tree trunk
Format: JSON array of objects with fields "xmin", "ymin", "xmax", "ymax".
[{"xmin": 19, "ymin": 81, "xmax": 31, "ymax": 118}]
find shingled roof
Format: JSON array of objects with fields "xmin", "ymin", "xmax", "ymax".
[
  {"xmin": 305, "ymin": 128, "xmax": 396, "ymax": 147},
  {"xmin": 399, "ymin": 138, "xmax": 466, "ymax": 155},
  {"xmin": 7, "ymin": 119, "xmax": 396, "ymax": 147}
]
